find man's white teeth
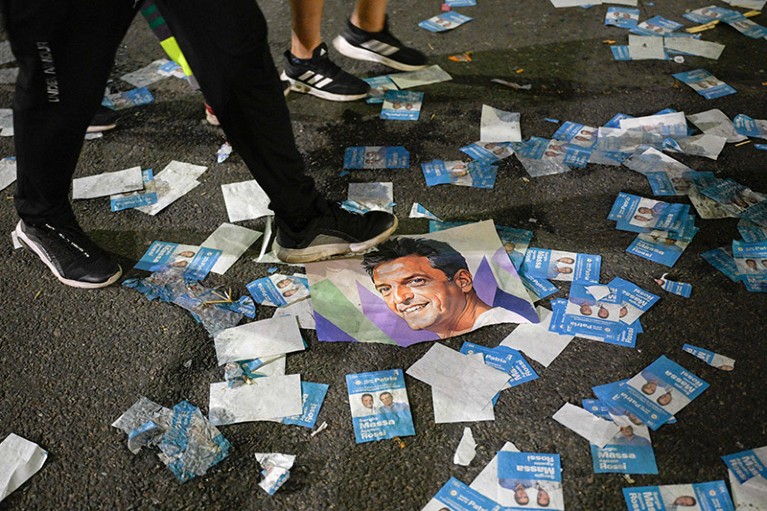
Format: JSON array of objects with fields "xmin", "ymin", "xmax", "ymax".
[{"xmin": 404, "ymin": 304, "xmax": 425, "ymax": 313}]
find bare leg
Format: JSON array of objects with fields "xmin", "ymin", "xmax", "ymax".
[
  {"xmin": 290, "ymin": 0, "xmax": 324, "ymax": 58},
  {"xmin": 351, "ymin": 0, "xmax": 388, "ymax": 32}
]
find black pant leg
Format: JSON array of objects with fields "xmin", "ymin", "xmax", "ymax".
[
  {"xmin": 154, "ymin": 0, "xmax": 328, "ymax": 225},
  {"xmin": 3, "ymin": 0, "xmax": 138, "ymax": 226}
]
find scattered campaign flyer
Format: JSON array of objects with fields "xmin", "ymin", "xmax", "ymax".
[
  {"xmin": 347, "ymin": 182, "xmax": 395, "ymax": 213},
  {"xmin": 282, "ymin": 382, "xmax": 329, "ymax": 428},
  {"xmin": 608, "ymin": 192, "xmax": 689, "ymax": 232},
  {"xmin": 608, "ymin": 277, "xmax": 660, "ymax": 324},
  {"xmin": 497, "ymin": 452, "xmax": 564, "ymax": 510},
  {"xmin": 673, "ymin": 69, "xmax": 737, "ymax": 100},
  {"xmin": 480, "ymin": 105, "xmax": 522, "ymax": 143},
  {"xmin": 655, "ymin": 273, "xmax": 692, "ymax": 297},
  {"xmin": 623, "ymin": 481, "xmax": 735, "ymax": 511},
  {"xmin": 687, "ymin": 109, "xmax": 747, "ymax": 143},
  {"xmin": 582, "ymin": 399, "xmax": 658, "ymax": 474},
  {"xmin": 421, "ymin": 477, "xmax": 501, "ymax": 511},
  {"xmin": 363, "ymin": 75, "xmax": 398, "ymax": 104},
  {"xmin": 445, "ymin": 0, "xmax": 477, "ymax": 5},
  {"xmin": 522, "ymin": 248, "xmax": 601, "ymax": 283},
  {"xmin": 72, "ymin": 166, "xmax": 144, "ymax": 200},
  {"xmin": 627, "ymin": 232, "xmax": 694, "ymax": 267},
  {"xmin": 409, "ymin": 202, "xmax": 441, "ymax": 221},
  {"xmin": 631, "ymin": 15, "xmax": 683, "ymax": 36},
  {"xmin": 134, "ymin": 241, "xmax": 222, "ymax": 281},
  {"xmin": 102, "ymin": 87, "xmax": 155, "ymax": 111},
  {"xmin": 460, "ymin": 141, "xmax": 514, "ymax": 164},
  {"xmin": 554, "ymin": 289, "xmax": 641, "ymax": 347},
  {"xmin": 732, "ymin": 240, "xmax": 767, "ymax": 292},
  {"xmin": 346, "ymin": 369, "xmax": 415, "ymax": 444},
  {"xmin": 623, "ymin": 148, "xmax": 703, "ymax": 196},
  {"xmin": 110, "ymin": 168, "xmax": 158, "ymax": 211},
  {"xmin": 602, "ymin": 355, "xmax": 709, "ymax": 430},
  {"xmin": 605, "ymin": 7, "xmax": 640, "ymax": 28},
  {"xmin": 247, "ymin": 273, "xmax": 310, "ymax": 307},
  {"xmin": 381, "ymin": 90, "xmax": 424, "ymax": 121},
  {"xmin": 460, "ymin": 342, "xmax": 538, "ymax": 388},
  {"xmin": 552, "ymin": 121, "xmax": 598, "ymax": 148},
  {"xmin": 682, "ymin": 344, "xmax": 735, "ymax": 371},
  {"xmin": 734, "ymin": 114, "xmax": 767, "ymax": 141},
  {"xmin": 513, "ymin": 136, "xmax": 591, "ymax": 174},
  {"xmin": 722, "ymin": 447, "xmax": 767, "ymax": 488},
  {"xmin": 701, "ymin": 246, "xmax": 742, "ymax": 282},
  {"xmin": 520, "ymin": 274, "xmax": 559, "ymax": 302},
  {"xmin": 419, "ymin": 11, "xmax": 473, "ymax": 32},
  {"xmin": 343, "ymin": 146, "xmax": 410, "ymax": 169},
  {"xmin": 739, "ymin": 219, "xmax": 767, "ymax": 242},
  {"xmin": 701, "ymin": 179, "xmax": 766, "ymax": 217},
  {"xmin": 497, "ymin": 226, "xmax": 534, "ymax": 270},
  {"xmin": 742, "ymin": 202, "xmax": 767, "ymax": 229},
  {"xmin": 421, "ymin": 159, "xmax": 497, "ymax": 189}
]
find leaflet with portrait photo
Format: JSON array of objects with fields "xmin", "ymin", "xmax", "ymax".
[
  {"xmin": 343, "ymin": 146, "xmax": 410, "ymax": 169},
  {"xmin": 627, "ymin": 231, "xmax": 694, "ymax": 267},
  {"xmin": 608, "ymin": 277, "xmax": 660, "ymax": 324},
  {"xmin": 734, "ymin": 114, "xmax": 767, "ymax": 141},
  {"xmin": 460, "ymin": 141, "xmax": 514, "ymax": 164},
  {"xmin": 362, "ymin": 75, "xmax": 398, "ymax": 104},
  {"xmin": 631, "ymin": 15, "xmax": 684, "ymax": 36},
  {"xmin": 581, "ymin": 399, "xmax": 658, "ymax": 474},
  {"xmin": 552, "ymin": 121, "xmax": 598, "ymax": 148},
  {"xmin": 622, "ymin": 148, "xmax": 701, "ymax": 196},
  {"xmin": 623, "ymin": 481, "xmax": 734, "ymax": 511},
  {"xmin": 521, "ymin": 274, "xmax": 559, "ymax": 302},
  {"xmin": 739, "ymin": 218, "xmax": 767, "ymax": 242},
  {"xmin": 673, "ymin": 69, "xmax": 737, "ymax": 100},
  {"xmin": 421, "ymin": 477, "xmax": 501, "ymax": 511},
  {"xmin": 700, "ymin": 179, "xmax": 767, "ymax": 217},
  {"xmin": 682, "ymin": 344, "xmax": 735, "ymax": 371},
  {"xmin": 522, "ymin": 248, "xmax": 601, "ymax": 283},
  {"xmin": 346, "ymin": 369, "xmax": 415, "ymax": 444},
  {"xmin": 602, "ymin": 355, "xmax": 709, "ymax": 430},
  {"xmin": 513, "ymin": 136, "xmax": 591, "ymax": 170},
  {"xmin": 134, "ymin": 241, "xmax": 221, "ymax": 281},
  {"xmin": 497, "ymin": 452, "xmax": 564, "ymax": 510},
  {"xmin": 732, "ymin": 240, "xmax": 767, "ymax": 291},
  {"xmin": 552, "ymin": 295, "xmax": 640, "ymax": 348},
  {"xmin": 723, "ymin": 447, "xmax": 767, "ymax": 488},
  {"xmin": 605, "ymin": 7, "xmax": 640, "ymax": 28},
  {"xmin": 418, "ymin": 11, "xmax": 473, "ymax": 33},
  {"xmin": 281, "ymin": 382, "xmax": 329, "ymax": 428},
  {"xmin": 421, "ymin": 159, "xmax": 497, "ymax": 189},
  {"xmin": 460, "ymin": 342, "xmax": 538, "ymax": 388},
  {"xmin": 701, "ymin": 246, "xmax": 742, "ymax": 282},
  {"xmin": 110, "ymin": 168, "xmax": 158, "ymax": 211},
  {"xmin": 608, "ymin": 192, "xmax": 689, "ymax": 232},
  {"xmin": 247, "ymin": 273, "xmax": 310, "ymax": 307},
  {"xmin": 381, "ymin": 90, "xmax": 424, "ymax": 121},
  {"xmin": 102, "ymin": 87, "xmax": 154, "ymax": 111}
]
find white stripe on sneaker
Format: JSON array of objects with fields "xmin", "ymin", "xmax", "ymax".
[
  {"xmin": 307, "ymin": 74, "xmax": 325, "ymax": 85},
  {"xmin": 298, "ymin": 70, "xmax": 315, "ymax": 81},
  {"xmin": 315, "ymin": 77, "xmax": 333, "ymax": 89},
  {"xmin": 361, "ymin": 40, "xmax": 399, "ymax": 56}
]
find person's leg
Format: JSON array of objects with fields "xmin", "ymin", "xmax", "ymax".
[
  {"xmin": 281, "ymin": 0, "xmax": 369, "ymax": 101},
  {"xmin": 350, "ymin": 0, "xmax": 388, "ymax": 32}
]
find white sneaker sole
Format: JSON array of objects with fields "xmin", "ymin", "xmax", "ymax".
[
  {"xmin": 86, "ymin": 123, "xmax": 116, "ymax": 133},
  {"xmin": 15, "ymin": 222, "xmax": 122, "ymax": 289},
  {"xmin": 280, "ymin": 71, "xmax": 368, "ymax": 102},
  {"xmin": 332, "ymin": 36, "xmax": 428, "ymax": 72},
  {"xmin": 273, "ymin": 216, "xmax": 399, "ymax": 264}
]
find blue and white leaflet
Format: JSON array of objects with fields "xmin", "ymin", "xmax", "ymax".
[
  {"xmin": 701, "ymin": 247, "xmax": 743, "ymax": 282},
  {"xmin": 445, "ymin": 0, "xmax": 477, "ymax": 6},
  {"xmin": 581, "ymin": 399, "xmax": 658, "ymax": 475},
  {"xmin": 732, "ymin": 240, "xmax": 767, "ymax": 291},
  {"xmin": 682, "ymin": 344, "xmax": 735, "ymax": 371},
  {"xmin": 381, "ymin": 90, "xmax": 424, "ymax": 121},
  {"xmin": 522, "ymin": 248, "xmax": 601, "ymax": 284},
  {"xmin": 460, "ymin": 141, "xmax": 514, "ymax": 164},
  {"xmin": 603, "ymin": 355, "xmax": 709, "ymax": 430},
  {"xmin": 362, "ymin": 75, "xmax": 398, "ymax": 104},
  {"xmin": 608, "ymin": 277, "xmax": 660, "ymax": 324},
  {"xmin": 592, "ymin": 379, "xmax": 677, "ymax": 425},
  {"xmin": 421, "ymin": 159, "xmax": 497, "ymax": 189},
  {"xmin": 102, "ymin": 87, "xmax": 154, "ymax": 110},
  {"xmin": 520, "ymin": 273, "xmax": 559, "ymax": 302},
  {"xmin": 134, "ymin": 241, "xmax": 222, "ymax": 281},
  {"xmin": 739, "ymin": 218, "xmax": 767, "ymax": 242},
  {"xmin": 418, "ymin": 11, "xmax": 473, "ymax": 33},
  {"xmin": 282, "ymin": 382, "xmax": 329, "ymax": 428},
  {"xmin": 409, "ymin": 202, "xmax": 441, "ymax": 221},
  {"xmin": 631, "ymin": 15, "xmax": 684, "ymax": 36},
  {"xmin": 421, "ymin": 477, "xmax": 501, "ymax": 511},
  {"xmin": 460, "ymin": 342, "xmax": 538, "ymax": 388},
  {"xmin": 672, "ymin": 69, "xmax": 737, "ymax": 100},
  {"xmin": 655, "ymin": 274, "xmax": 692, "ymax": 297},
  {"xmin": 345, "ymin": 369, "xmax": 415, "ymax": 444},
  {"xmin": 605, "ymin": 7, "xmax": 640, "ymax": 29},
  {"xmin": 247, "ymin": 273, "xmax": 310, "ymax": 307},
  {"xmin": 497, "ymin": 452, "xmax": 564, "ymax": 510},
  {"xmin": 733, "ymin": 114, "xmax": 767, "ymax": 140},
  {"xmin": 552, "ymin": 121, "xmax": 598, "ymax": 148},
  {"xmin": 701, "ymin": 178, "xmax": 767, "ymax": 217},
  {"xmin": 343, "ymin": 146, "xmax": 410, "ymax": 169},
  {"xmin": 722, "ymin": 447, "xmax": 767, "ymax": 486},
  {"xmin": 111, "ymin": 168, "xmax": 158, "ymax": 211},
  {"xmin": 496, "ymin": 225, "xmax": 534, "ymax": 270},
  {"xmin": 626, "ymin": 231, "xmax": 694, "ymax": 267},
  {"xmin": 553, "ymin": 292, "xmax": 641, "ymax": 348},
  {"xmin": 623, "ymin": 481, "xmax": 735, "ymax": 511},
  {"xmin": 742, "ymin": 201, "xmax": 767, "ymax": 228}
]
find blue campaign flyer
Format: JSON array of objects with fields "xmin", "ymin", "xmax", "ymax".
[
  {"xmin": 608, "ymin": 277, "xmax": 660, "ymax": 324},
  {"xmin": 733, "ymin": 114, "xmax": 767, "ymax": 140},
  {"xmin": 282, "ymin": 382, "xmax": 329, "ymax": 428},
  {"xmin": 497, "ymin": 452, "xmax": 565, "ymax": 510},
  {"xmin": 445, "ymin": 0, "xmax": 476, "ymax": 6},
  {"xmin": 701, "ymin": 247, "xmax": 742, "ymax": 282},
  {"xmin": 552, "ymin": 121, "xmax": 598, "ymax": 148},
  {"xmin": 672, "ymin": 69, "xmax": 737, "ymax": 100},
  {"xmin": 381, "ymin": 90, "xmax": 423, "ymax": 121},
  {"xmin": 343, "ymin": 146, "xmax": 410, "ymax": 170},
  {"xmin": 246, "ymin": 273, "xmax": 310, "ymax": 307},
  {"xmin": 110, "ymin": 168, "xmax": 158, "ymax": 211},
  {"xmin": 521, "ymin": 273, "xmax": 558, "ymax": 302},
  {"xmin": 738, "ymin": 219, "xmax": 767, "ymax": 243},
  {"xmin": 134, "ymin": 241, "xmax": 221, "ymax": 281},
  {"xmin": 605, "ymin": 7, "xmax": 640, "ymax": 29},
  {"xmin": 345, "ymin": 369, "xmax": 415, "ymax": 444},
  {"xmin": 420, "ymin": 159, "xmax": 497, "ymax": 189},
  {"xmin": 420, "ymin": 477, "xmax": 501, "ymax": 511},
  {"xmin": 582, "ymin": 399, "xmax": 658, "ymax": 475},
  {"xmin": 623, "ymin": 481, "xmax": 734, "ymax": 511},
  {"xmin": 722, "ymin": 447, "xmax": 767, "ymax": 485},
  {"xmin": 522, "ymin": 248, "xmax": 601, "ymax": 284},
  {"xmin": 732, "ymin": 240, "xmax": 767, "ymax": 290},
  {"xmin": 682, "ymin": 344, "xmax": 735, "ymax": 371},
  {"xmin": 363, "ymin": 75, "xmax": 398, "ymax": 104},
  {"xmin": 605, "ymin": 355, "xmax": 709, "ymax": 430},
  {"xmin": 460, "ymin": 342, "xmax": 538, "ymax": 388},
  {"xmin": 742, "ymin": 201, "xmax": 767, "ymax": 229},
  {"xmin": 627, "ymin": 232, "xmax": 693, "ymax": 267},
  {"xmin": 460, "ymin": 141, "xmax": 514, "ymax": 164},
  {"xmin": 612, "ymin": 46, "xmax": 631, "ymax": 62},
  {"xmin": 656, "ymin": 275, "xmax": 692, "ymax": 297},
  {"xmin": 496, "ymin": 225, "xmax": 534, "ymax": 270},
  {"xmin": 631, "ymin": 15, "xmax": 684, "ymax": 36},
  {"xmin": 418, "ymin": 11, "xmax": 473, "ymax": 33},
  {"xmin": 102, "ymin": 87, "xmax": 154, "ymax": 110}
]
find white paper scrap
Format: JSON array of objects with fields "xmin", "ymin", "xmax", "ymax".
[
  {"xmin": 453, "ymin": 427, "xmax": 477, "ymax": 466},
  {"xmin": 120, "ymin": 59, "xmax": 171, "ymax": 88},
  {"xmin": 586, "ymin": 285, "xmax": 612, "ymax": 301},
  {"xmin": 0, "ymin": 433, "xmax": 48, "ymax": 503},
  {"xmin": 469, "ymin": 441, "xmax": 520, "ymax": 502},
  {"xmin": 0, "ymin": 158, "xmax": 16, "ymax": 191},
  {"xmin": 500, "ymin": 306, "xmax": 574, "ymax": 367},
  {"xmin": 628, "ymin": 35, "xmax": 667, "ymax": 61},
  {"xmin": 687, "ymin": 109, "xmax": 747, "ymax": 144},
  {"xmin": 552, "ymin": 403, "xmax": 620, "ymax": 448},
  {"xmin": 388, "ymin": 65, "xmax": 452, "ymax": 89},
  {"xmin": 208, "ymin": 375, "xmax": 303, "ymax": 425},
  {"xmin": 0, "ymin": 41, "xmax": 15, "ymax": 66},
  {"xmin": 135, "ymin": 161, "xmax": 207, "ymax": 216},
  {"xmin": 202, "ymin": 223, "xmax": 262, "ymax": 275},
  {"xmin": 10, "ymin": 230, "xmax": 22, "ymax": 250},
  {"xmin": 729, "ymin": 470, "xmax": 767, "ymax": 510},
  {"xmin": 72, "ymin": 166, "xmax": 144, "ymax": 199},
  {"xmin": 273, "ymin": 298, "xmax": 316, "ymax": 330},
  {"xmin": 480, "ymin": 105, "xmax": 522, "ymax": 143},
  {"xmin": 664, "ymin": 37, "xmax": 725, "ymax": 60},
  {"xmin": 221, "ymin": 180, "xmax": 273, "ymax": 223},
  {"xmin": 433, "ymin": 354, "xmax": 495, "ymax": 423},
  {"xmin": 255, "ymin": 453, "xmax": 296, "ymax": 495},
  {"xmin": 214, "ymin": 316, "xmax": 304, "ymax": 365},
  {"xmin": 407, "ymin": 343, "xmax": 510, "ymax": 405}
]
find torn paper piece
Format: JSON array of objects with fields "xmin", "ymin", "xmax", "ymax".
[
  {"xmin": 120, "ymin": 59, "xmax": 171, "ymax": 88},
  {"xmin": 469, "ymin": 441, "xmax": 520, "ymax": 501},
  {"xmin": 667, "ymin": 134, "xmax": 727, "ymax": 160},
  {"xmin": 552, "ymin": 403, "xmax": 620, "ymax": 448},
  {"xmin": 683, "ymin": 344, "xmax": 735, "ymax": 371},
  {"xmin": 224, "ymin": 355, "xmax": 287, "ymax": 387},
  {"xmin": 214, "ymin": 315, "xmax": 304, "ymax": 365},
  {"xmin": 221, "ymin": 180, "xmax": 273, "ymax": 222},
  {"xmin": 343, "ymin": 146, "xmax": 410, "ymax": 169},
  {"xmin": 491, "ymin": 78, "xmax": 532, "ymax": 90},
  {"xmin": 734, "ymin": 114, "xmax": 767, "ymax": 141},
  {"xmin": 0, "ymin": 157, "xmax": 16, "ymax": 191},
  {"xmin": 272, "ymin": 298, "xmax": 316, "ymax": 330},
  {"xmin": 623, "ymin": 481, "xmax": 735, "ymax": 511},
  {"xmin": 729, "ymin": 470, "xmax": 767, "ymax": 511},
  {"xmin": 406, "ymin": 343, "xmax": 510, "ymax": 405},
  {"xmin": 0, "ymin": 68, "xmax": 19, "ymax": 85},
  {"xmin": 346, "ymin": 369, "xmax": 415, "ymax": 443},
  {"xmin": 586, "ymin": 285, "xmax": 612, "ymax": 301},
  {"xmin": 348, "ymin": 182, "xmax": 394, "ymax": 213},
  {"xmin": 110, "ymin": 168, "xmax": 157, "ymax": 211},
  {"xmin": 381, "ymin": 90, "xmax": 423, "ymax": 121},
  {"xmin": 664, "ymin": 37, "xmax": 725, "ymax": 60},
  {"xmin": 11, "ymin": 230, "xmax": 21, "ymax": 249},
  {"xmin": 0, "ymin": 41, "xmax": 14, "ymax": 66},
  {"xmin": 72, "ymin": 166, "xmax": 144, "ymax": 199},
  {"xmin": 500, "ymin": 306, "xmax": 574, "ymax": 367},
  {"xmin": 497, "ymin": 452, "xmax": 565, "ymax": 509},
  {"xmin": 311, "ymin": 422, "xmax": 328, "ymax": 437},
  {"xmin": 247, "ymin": 273, "xmax": 310, "ymax": 307},
  {"xmin": 418, "ymin": 12, "xmax": 473, "ymax": 32},
  {"xmin": 0, "ymin": 109, "xmax": 12, "ymax": 131},
  {"xmin": 255, "ymin": 453, "xmax": 295, "ymax": 495},
  {"xmin": 687, "ymin": 109, "xmax": 747, "ymax": 143},
  {"xmin": 433, "ymin": 354, "xmax": 495, "ymax": 423},
  {"xmin": 673, "ymin": 69, "xmax": 737, "ymax": 99},
  {"xmin": 282, "ymin": 382, "xmax": 329, "ymax": 428},
  {"xmin": 202, "ymin": 223, "xmax": 262, "ymax": 275},
  {"xmin": 409, "ymin": 203, "xmax": 440, "ymax": 220},
  {"xmin": 208, "ymin": 375, "xmax": 303, "ymax": 425},
  {"xmin": 134, "ymin": 161, "xmax": 207, "ymax": 216},
  {"xmin": 619, "ymin": 111, "xmax": 687, "ymax": 138},
  {"xmin": 453, "ymin": 427, "xmax": 477, "ymax": 466},
  {"xmin": 0, "ymin": 434, "xmax": 47, "ymax": 503},
  {"xmin": 627, "ymin": 35, "xmax": 667, "ymax": 60},
  {"xmin": 363, "ymin": 75, "xmax": 398, "ymax": 104},
  {"xmin": 480, "ymin": 105, "xmax": 522, "ymax": 143},
  {"xmin": 422, "ymin": 477, "xmax": 502, "ymax": 511},
  {"xmin": 655, "ymin": 273, "xmax": 692, "ymax": 297},
  {"xmin": 103, "ymin": 87, "xmax": 154, "ymax": 111},
  {"xmin": 723, "ymin": 447, "xmax": 767, "ymax": 495},
  {"xmin": 388, "ymin": 65, "xmax": 452, "ymax": 89}
]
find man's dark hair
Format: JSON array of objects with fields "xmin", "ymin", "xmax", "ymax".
[
  {"xmin": 361, "ymin": 393, "xmax": 373, "ymax": 400},
  {"xmin": 361, "ymin": 238, "xmax": 468, "ymax": 279}
]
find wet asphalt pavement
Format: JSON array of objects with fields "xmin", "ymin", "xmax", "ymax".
[{"xmin": 1, "ymin": 0, "xmax": 766, "ymax": 509}]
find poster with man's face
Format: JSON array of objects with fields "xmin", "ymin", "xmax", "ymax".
[{"xmin": 304, "ymin": 221, "xmax": 539, "ymax": 346}]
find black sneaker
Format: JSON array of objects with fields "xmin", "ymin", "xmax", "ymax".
[
  {"xmin": 333, "ymin": 19, "xmax": 428, "ymax": 72},
  {"xmin": 273, "ymin": 204, "xmax": 398, "ymax": 263},
  {"xmin": 280, "ymin": 43, "xmax": 370, "ymax": 102},
  {"xmin": 87, "ymin": 105, "xmax": 119, "ymax": 133},
  {"xmin": 15, "ymin": 220, "xmax": 122, "ymax": 288}
]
